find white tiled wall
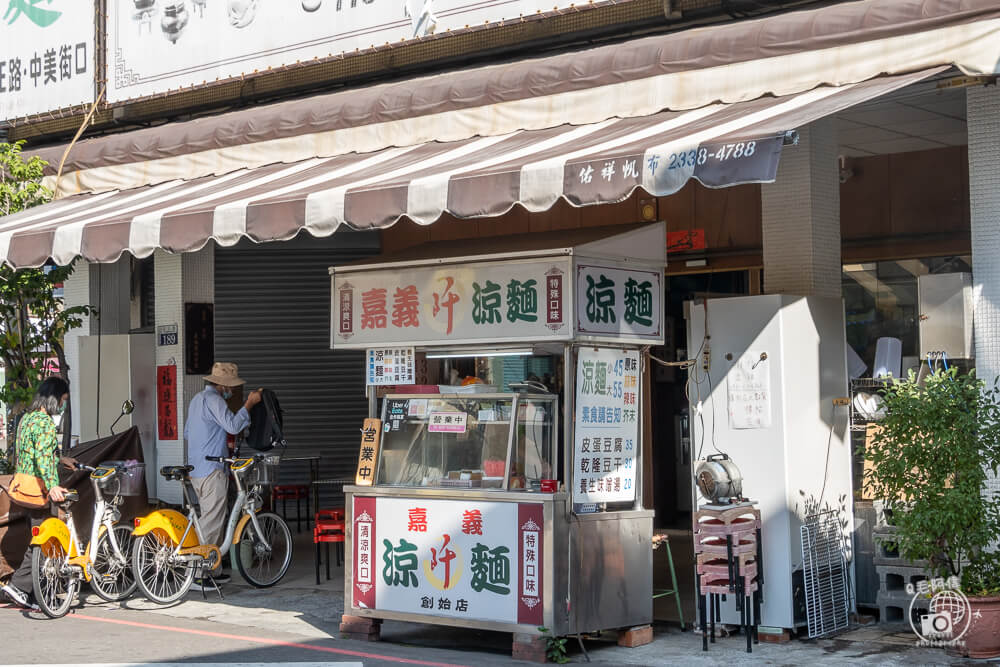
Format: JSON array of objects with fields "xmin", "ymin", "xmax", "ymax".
[
  {"xmin": 153, "ymin": 246, "xmax": 215, "ymax": 504},
  {"xmin": 968, "ymin": 85, "xmax": 1000, "ymax": 502},
  {"xmin": 62, "ymin": 261, "xmax": 90, "ymax": 439},
  {"xmin": 761, "ymin": 118, "xmax": 841, "ymax": 298}
]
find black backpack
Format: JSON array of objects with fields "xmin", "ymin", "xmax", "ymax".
[{"xmin": 246, "ymin": 389, "xmax": 285, "ymax": 451}]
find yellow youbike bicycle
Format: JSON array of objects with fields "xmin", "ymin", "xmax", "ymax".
[
  {"xmin": 131, "ymin": 454, "xmax": 292, "ymax": 604},
  {"xmin": 29, "ymin": 462, "xmax": 140, "ymax": 618}
]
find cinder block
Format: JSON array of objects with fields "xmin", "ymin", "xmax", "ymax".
[
  {"xmin": 876, "ymin": 589, "xmax": 928, "ymax": 623},
  {"xmin": 617, "ymin": 625, "xmax": 653, "ymax": 648},
  {"xmin": 876, "ymin": 564, "xmax": 929, "ymax": 594}
]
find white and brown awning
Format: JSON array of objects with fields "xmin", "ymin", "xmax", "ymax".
[{"xmin": 0, "ymin": 69, "xmax": 939, "ymax": 268}]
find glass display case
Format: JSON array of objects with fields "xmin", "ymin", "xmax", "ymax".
[{"xmin": 376, "ymin": 393, "xmax": 558, "ymax": 492}]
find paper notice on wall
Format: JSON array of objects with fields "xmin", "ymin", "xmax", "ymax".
[{"xmin": 728, "ymin": 350, "xmax": 772, "ymax": 429}]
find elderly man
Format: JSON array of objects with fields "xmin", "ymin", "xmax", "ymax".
[{"xmin": 184, "ymin": 362, "xmax": 262, "ymax": 589}]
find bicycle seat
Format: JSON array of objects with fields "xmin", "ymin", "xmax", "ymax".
[{"xmin": 160, "ymin": 465, "xmax": 194, "ymax": 481}]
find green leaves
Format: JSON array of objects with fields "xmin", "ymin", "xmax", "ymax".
[
  {"xmin": 537, "ymin": 627, "xmax": 570, "ymax": 663},
  {"xmin": 0, "ymin": 141, "xmax": 93, "ymax": 418},
  {"xmin": 0, "ymin": 140, "xmax": 51, "ymax": 218},
  {"xmin": 864, "ymin": 368, "xmax": 1000, "ymax": 577}
]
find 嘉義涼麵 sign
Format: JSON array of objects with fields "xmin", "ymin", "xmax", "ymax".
[
  {"xmin": 352, "ymin": 497, "xmax": 544, "ymax": 626},
  {"xmin": 333, "ymin": 258, "xmax": 571, "ymax": 348},
  {"xmin": 331, "ymin": 256, "xmax": 664, "ymax": 348}
]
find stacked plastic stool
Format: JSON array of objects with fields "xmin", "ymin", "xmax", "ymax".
[{"xmin": 694, "ymin": 502, "xmax": 764, "ymax": 653}]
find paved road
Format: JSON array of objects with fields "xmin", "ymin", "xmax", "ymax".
[{"xmin": 0, "ymin": 603, "xmax": 493, "ymax": 667}]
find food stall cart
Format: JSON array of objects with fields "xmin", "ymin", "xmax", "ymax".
[{"xmin": 331, "ymin": 223, "xmax": 665, "ymax": 659}]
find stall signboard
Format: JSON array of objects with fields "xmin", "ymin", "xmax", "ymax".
[
  {"xmin": 333, "ymin": 259, "xmax": 571, "ymax": 348},
  {"xmin": 107, "ymin": 0, "xmax": 578, "ymax": 102},
  {"xmin": 1, "ymin": 0, "xmax": 95, "ymax": 121},
  {"xmin": 572, "ymin": 348, "xmax": 640, "ymax": 504},
  {"xmin": 353, "ymin": 497, "xmax": 544, "ymax": 626},
  {"xmin": 367, "ymin": 348, "xmax": 414, "ymax": 386},
  {"xmin": 575, "ymin": 262, "xmax": 662, "ymax": 341}
]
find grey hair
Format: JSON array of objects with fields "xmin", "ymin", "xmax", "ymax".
[{"xmin": 28, "ymin": 392, "xmax": 62, "ymax": 415}]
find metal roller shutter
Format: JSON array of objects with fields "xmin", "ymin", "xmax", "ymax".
[{"xmin": 214, "ymin": 232, "xmax": 380, "ymax": 506}]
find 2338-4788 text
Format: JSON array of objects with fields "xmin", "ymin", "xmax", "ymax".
[{"xmin": 668, "ymin": 141, "xmax": 757, "ymax": 169}]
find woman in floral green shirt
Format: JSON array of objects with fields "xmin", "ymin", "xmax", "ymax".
[{"xmin": 4, "ymin": 377, "xmax": 71, "ymax": 607}]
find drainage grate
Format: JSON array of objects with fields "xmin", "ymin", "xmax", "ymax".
[{"xmin": 801, "ymin": 511, "xmax": 850, "ymax": 638}]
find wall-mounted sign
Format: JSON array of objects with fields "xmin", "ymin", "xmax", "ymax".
[
  {"xmin": 0, "ymin": 0, "xmax": 95, "ymax": 121},
  {"xmin": 352, "ymin": 496, "xmax": 544, "ymax": 625},
  {"xmin": 575, "ymin": 263, "xmax": 662, "ymax": 341},
  {"xmin": 157, "ymin": 323, "xmax": 178, "ymax": 347},
  {"xmin": 367, "ymin": 348, "xmax": 415, "ymax": 386},
  {"xmin": 571, "ymin": 347, "xmax": 640, "ymax": 505},
  {"xmin": 333, "ymin": 258, "xmax": 571, "ymax": 349},
  {"xmin": 728, "ymin": 349, "xmax": 772, "ymax": 429},
  {"xmin": 184, "ymin": 303, "xmax": 214, "ymax": 376},
  {"xmin": 355, "ymin": 418, "xmax": 382, "ymax": 486},
  {"xmin": 107, "ymin": 0, "xmax": 578, "ymax": 103},
  {"xmin": 156, "ymin": 365, "xmax": 178, "ymax": 441}
]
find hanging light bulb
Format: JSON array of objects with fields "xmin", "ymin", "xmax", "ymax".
[
  {"xmin": 161, "ymin": 2, "xmax": 190, "ymax": 43},
  {"xmin": 227, "ymin": 0, "xmax": 258, "ymax": 28},
  {"xmin": 302, "ymin": 0, "xmax": 322, "ymax": 10}
]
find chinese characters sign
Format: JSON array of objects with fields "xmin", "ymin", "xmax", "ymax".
[
  {"xmin": 572, "ymin": 348, "xmax": 640, "ymax": 504},
  {"xmin": 107, "ymin": 0, "xmax": 577, "ymax": 103},
  {"xmin": 352, "ymin": 497, "xmax": 544, "ymax": 625},
  {"xmin": 727, "ymin": 350, "xmax": 772, "ymax": 429},
  {"xmin": 1, "ymin": 0, "xmax": 94, "ymax": 120},
  {"xmin": 156, "ymin": 365, "xmax": 178, "ymax": 441},
  {"xmin": 576, "ymin": 264, "xmax": 662, "ymax": 341},
  {"xmin": 333, "ymin": 260, "xmax": 570, "ymax": 348},
  {"xmin": 367, "ymin": 348, "xmax": 415, "ymax": 386},
  {"xmin": 355, "ymin": 418, "xmax": 382, "ymax": 486}
]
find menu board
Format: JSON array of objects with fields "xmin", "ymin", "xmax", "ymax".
[
  {"xmin": 728, "ymin": 350, "xmax": 772, "ymax": 429},
  {"xmin": 367, "ymin": 347, "xmax": 415, "ymax": 386},
  {"xmin": 571, "ymin": 348, "xmax": 640, "ymax": 504}
]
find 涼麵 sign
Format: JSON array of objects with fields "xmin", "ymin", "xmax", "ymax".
[{"xmin": 352, "ymin": 497, "xmax": 543, "ymax": 625}]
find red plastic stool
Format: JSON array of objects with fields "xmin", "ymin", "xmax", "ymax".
[
  {"xmin": 273, "ymin": 484, "xmax": 310, "ymax": 533},
  {"xmin": 314, "ymin": 517, "xmax": 345, "ymax": 584}
]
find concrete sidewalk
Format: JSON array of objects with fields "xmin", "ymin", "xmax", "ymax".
[{"xmin": 72, "ymin": 531, "xmax": 981, "ymax": 665}]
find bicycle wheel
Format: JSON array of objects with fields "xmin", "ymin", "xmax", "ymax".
[
  {"xmin": 31, "ymin": 542, "xmax": 80, "ymax": 618},
  {"xmin": 131, "ymin": 529, "xmax": 195, "ymax": 604},
  {"xmin": 90, "ymin": 524, "xmax": 137, "ymax": 602},
  {"xmin": 234, "ymin": 512, "xmax": 293, "ymax": 588}
]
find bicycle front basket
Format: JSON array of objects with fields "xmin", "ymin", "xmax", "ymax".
[
  {"xmin": 99, "ymin": 460, "xmax": 146, "ymax": 496},
  {"xmin": 249, "ymin": 455, "xmax": 281, "ymax": 486}
]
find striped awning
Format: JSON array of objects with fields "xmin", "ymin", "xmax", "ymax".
[{"xmin": 0, "ymin": 69, "xmax": 937, "ymax": 268}]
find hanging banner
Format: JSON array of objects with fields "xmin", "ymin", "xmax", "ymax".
[
  {"xmin": 156, "ymin": 365, "xmax": 178, "ymax": 441},
  {"xmin": 352, "ymin": 496, "xmax": 544, "ymax": 625},
  {"xmin": 333, "ymin": 258, "xmax": 571, "ymax": 349},
  {"xmin": 0, "ymin": 0, "xmax": 95, "ymax": 121},
  {"xmin": 107, "ymin": 0, "xmax": 579, "ymax": 102},
  {"xmin": 571, "ymin": 347, "xmax": 640, "ymax": 505}
]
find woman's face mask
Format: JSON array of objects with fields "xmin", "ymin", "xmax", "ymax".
[{"xmin": 222, "ymin": 389, "xmax": 233, "ymax": 400}]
